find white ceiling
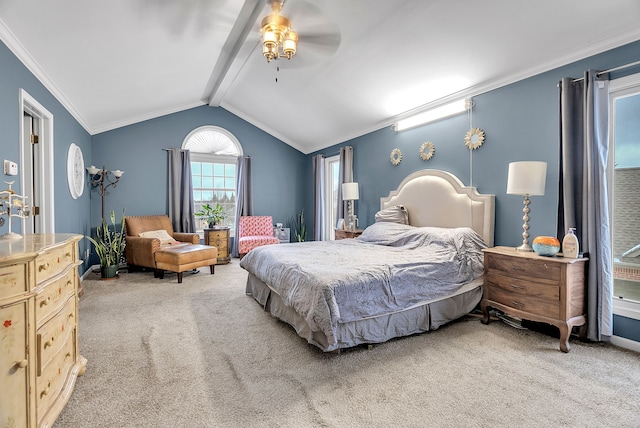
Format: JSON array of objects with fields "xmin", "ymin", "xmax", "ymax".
[{"xmin": 1, "ymin": 0, "xmax": 639, "ymax": 154}]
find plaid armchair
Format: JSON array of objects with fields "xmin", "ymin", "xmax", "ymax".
[{"xmin": 238, "ymin": 216, "xmax": 280, "ymax": 258}]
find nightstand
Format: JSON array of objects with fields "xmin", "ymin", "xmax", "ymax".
[
  {"xmin": 204, "ymin": 227, "xmax": 231, "ymax": 264},
  {"xmin": 480, "ymin": 246, "xmax": 588, "ymax": 352},
  {"xmin": 334, "ymin": 228, "xmax": 363, "ymax": 240}
]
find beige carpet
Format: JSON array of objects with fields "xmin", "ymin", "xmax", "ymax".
[{"xmin": 56, "ymin": 262, "xmax": 640, "ymax": 428}]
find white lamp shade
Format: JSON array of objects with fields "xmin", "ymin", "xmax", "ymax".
[
  {"xmin": 507, "ymin": 161, "xmax": 547, "ymax": 196},
  {"xmin": 342, "ymin": 182, "xmax": 359, "ymax": 200}
]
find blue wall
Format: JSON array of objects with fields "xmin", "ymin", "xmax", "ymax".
[
  {"xmin": 0, "ymin": 40, "xmax": 93, "ymax": 266},
  {"xmin": 90, "ymin": 105, "xmax": 307, "ymax": 228}
]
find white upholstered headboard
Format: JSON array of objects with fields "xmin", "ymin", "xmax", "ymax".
[{"xmin": 380, "ymin": 169, "xmax": 495, "ymax": 247}]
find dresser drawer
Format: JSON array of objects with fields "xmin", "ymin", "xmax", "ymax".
[
  {"xmin": 36, "ymin": 329, "xmax": 76, "ymax": 421},
  {"xmin": 0, "ymin": 262, "xmax": 29, "ymax": 299},
  {"xmin": 35, "ymin": 241, "xmax": 76, "ymax": 284},
  {"xmin": 487, "ymin": 254, "xmax": 561, "ymax": 282},
  {"xmin": 37, "ymin": 296, "xmax": 76, "ymax": 375},
  {"xmin": 35, "ymin": 264, "xmax": 77, "ymax": 325}
]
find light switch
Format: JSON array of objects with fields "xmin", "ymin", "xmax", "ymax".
[{"xmin": 3, "ymin": 160, "xmax": 18, "ymax": 176}]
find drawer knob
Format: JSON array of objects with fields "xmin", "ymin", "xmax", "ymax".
[
  {"xmin": 511, "ymin": 300, "xmax": 525, "ymax": 308},
  {"xmin": 16, "ymin": 359, "xmax": 28, "ymax": 369},
  {"xmin": 44, "ymin": 336, "xmax": 55, "ymax": 348},
  {"xmin": 41, "ymin": 384, "xmax": 50, "ymax": 397},
  {"xmin": 39, "ymin": 262, "xmax": 50, "ymax": 272},
  {"xmin": 40, "ymin": 297, "xmax": 51, "ymax": 307},
  {"xmin": 510, "ymin": 284, "xmax": 524, "ymax": 289}
]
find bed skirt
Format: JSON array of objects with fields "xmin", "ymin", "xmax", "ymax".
[{"xmin": 245, "ymin": 273, "xmax": 483, "ymax": 352}]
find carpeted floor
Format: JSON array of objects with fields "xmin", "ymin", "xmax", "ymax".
[{"xmin": 55, "ymin": 262, "xmax": 640, "ymax": 428}]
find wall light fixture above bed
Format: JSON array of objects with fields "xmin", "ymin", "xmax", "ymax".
[{"xmin": 394, "ymin": 98, "xmax": 471, "ymax": 131}]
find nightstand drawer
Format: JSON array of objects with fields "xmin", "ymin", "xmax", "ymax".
[
  {"xmin": 486, "ymin": 272, "xmax": 559, "ymax": 301},
  {"xmin": 487, "ymin": 254, "xmax": 560, "ymax": 282},
  {"xmin": 488, "ymin": 286, "xmax": 560, "ymax": 319}
]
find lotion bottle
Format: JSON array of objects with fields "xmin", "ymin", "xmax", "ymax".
[{"xmin": 562, "ymin": 228, "xmax": 579, "ymax": 258}]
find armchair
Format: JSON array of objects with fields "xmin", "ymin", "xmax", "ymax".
[
  {"xmin": 238, "ymin": 216, "xmax": 280, "ymax": 259},
  {"xmin": 124, "ymin": 215, "xmax": 217, "ymax": 283}
]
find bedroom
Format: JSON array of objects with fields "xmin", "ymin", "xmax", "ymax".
[{"xmin": 0, "ymin": 1, "xmax": 639, "ymax": 426}]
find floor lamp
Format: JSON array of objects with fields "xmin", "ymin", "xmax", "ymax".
[
  {"xmin": 86, "ymin": 165, "xmax": 124, "ymax": 221},
  {"xmin": 506, "ymin": 161, "xmax": 547, "ymax": 251}
]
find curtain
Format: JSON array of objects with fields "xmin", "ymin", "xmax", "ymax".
[
  {"xmin": 336, "ymin": 146, "xmax": 354, "ymax": 222},
  {"xmin": 167, "ymin": 148, "xmax": 195, "ymax": 233},
  {"xmin": 313, "ymin": 154, "xmax": 326, "ymax": 241},
  {"xmin": 232, "ymin": 156, "xmax": 252, "ymax": 257},
  {"xmin": 557, "ymin": 70, "xmax": 613, "ymax": 341}
]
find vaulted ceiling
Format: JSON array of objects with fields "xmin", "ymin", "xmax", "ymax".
[{"xmin": 1, "ymin": 0, "xmax": 639, "ymax": 154}]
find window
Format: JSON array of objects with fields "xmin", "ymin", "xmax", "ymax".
[
  {"xmin": 609, "ymin": 73, "xmax": 640, "ymax": 305},
  {"xmin": 182, "ymin": 126, "xmax": 242, "ymax": 235},
  {"xmin": 324, "ymin": 155, "xmax": 340, "ymax": 239}
]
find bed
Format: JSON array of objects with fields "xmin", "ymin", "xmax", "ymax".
[{"xmin": 240, "ymin": 169, "xmax": 495, "ymax": 352}]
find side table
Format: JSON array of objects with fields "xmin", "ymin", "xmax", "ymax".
[
  {"xmin": 481, "ymin": 246, "xmax": 588, "ymax": 352},
  {"xmin": 204, "ymin": 227, "xmax": 231, "ymax": 264},
  {"xmin": 334, "ymin": 228, "xmax": 363, "ymax": 240}
]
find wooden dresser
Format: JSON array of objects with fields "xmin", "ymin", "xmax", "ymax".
[
  {"xmin": 480, "ymin": 246, "xmax": 588, "ymax": 352},
  {"xmin": 204, "ymin": 227, "xmax": 230, "ymax": 264},
  {"xmin": 334, "ymin": 228, "xmax": 364, "ymax": 240},
  {"xmin": 0, "ymin": 234, "xmax": 87, "ymax": 427}
]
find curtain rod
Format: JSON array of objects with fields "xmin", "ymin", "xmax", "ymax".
[{"xmin": 570, "ymin": 59, "xmax": 640, "ymax": 83}]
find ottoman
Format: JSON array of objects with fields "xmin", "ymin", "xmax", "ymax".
[{"xmin": 154, "ymin": 244, "xmax": 218, "ymax": 283}]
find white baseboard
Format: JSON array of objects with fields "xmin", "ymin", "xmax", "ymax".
[
  {"xmin": 613, "ymin": 298, "xmax": 640, "ymax": 320},
  {"xmin": 610, "ymin": 335, "xmax": 640, "ymax": 353}
]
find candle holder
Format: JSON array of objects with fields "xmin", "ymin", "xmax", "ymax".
[{"xmin": 0, "ymin": 181, "xmax": 29, "ymax": 239}]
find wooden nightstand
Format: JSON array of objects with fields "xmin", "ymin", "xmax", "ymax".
[
  {"xmin": 334, "ymin": 228, "xmax": 363, "ymax": 240},
  {"xmin": 204, "ymin": 227, "xmax": 231, "ymax": 264},
  {"xmin": 480, "ymin": 246, "xmax": 588, "ymax": 352}
]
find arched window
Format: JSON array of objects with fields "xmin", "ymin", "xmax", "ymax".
[{"xmin": 182, "ymin": 126, "xmax": 242, "ymax": 234}]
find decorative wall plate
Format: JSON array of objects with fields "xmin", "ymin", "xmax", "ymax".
[
  {"xmin": 390, "ymin": 148, "xmax": 402, "ymax": 166},
  {"xmin": 464, "ymin": 128, "xmax": 485, "ymax": 150},
  {"xmin": 419, "ymin": 142, "xmax": 435, "ymax": 161},
  {"xmin": 67, "ymin": 143, "xmax": 85, "ymax": 199}
]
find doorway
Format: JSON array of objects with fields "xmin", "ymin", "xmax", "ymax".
[{"xmin": 19, "ymin": 89, "xmax": 55, "ymax": 234}]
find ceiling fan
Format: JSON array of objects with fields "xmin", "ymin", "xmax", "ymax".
[{"xmin": 258, "ymin": 0, "xmax": 341, "ymax": 69}]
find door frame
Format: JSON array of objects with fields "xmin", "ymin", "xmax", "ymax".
[{"xmin": 19, "ymin": 89, "xmax": 55, "ymax": 234}]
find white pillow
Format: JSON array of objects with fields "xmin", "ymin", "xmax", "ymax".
[
  {"xmin": 139, "ymin": 229, "xmax": 177, "ymax": 245},
  {"xmin": 374, "ymin": 205, "xmax": 409, "ymax": 224}
]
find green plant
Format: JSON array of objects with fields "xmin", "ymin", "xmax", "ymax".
[
  {"xmin": 289, "ymin": 209, "xmax": 306, "ymax": 242},
  {"xmin": 86, "ymin": 209, "xmax": 126, "ymax": 267},
  {"xmin": 195, "ymin": 203, "xmax": 225, "ymax": 227}
]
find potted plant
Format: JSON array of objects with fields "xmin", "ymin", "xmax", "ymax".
[
  {"xmin": 195, "ymin": 203, "xmax": 225, "ymax": 228},
  {"xmin": 289, "ymin": 209, "xmax": 306, "ymax": 242},
  {"xmin": 86, "ymin": 209, "xmax": 126, "ymax": 279}
]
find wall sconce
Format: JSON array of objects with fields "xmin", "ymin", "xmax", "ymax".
[
  {"xmin": 506, "ymin": 161, "xmax": 547, "ymax": 251},
  {"xmin": 87, "ymin": 165, "xmax": 124, "ymax": 221},
  {"xmin": 342, "ymin": 182, "xmax": 359, "ymax": 231}
]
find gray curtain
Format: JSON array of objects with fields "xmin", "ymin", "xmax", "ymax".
[
  {"xmin": 336, "ymin": 146, "xmax": 354, "ymax": 222},
  {"xmin": 313, "ymin": 154, "xmax": 326, "ymax": 241},
  {"xmin": 232, "ymin": 156, "xmax": 252, "ymax": 257},
  {"xmin": 557, "ymin": 70, "xmax": 613, "ymax": 341},
  {"xmin": 167, "ymin": 148, "xmax": 195, "ymax": 233}
]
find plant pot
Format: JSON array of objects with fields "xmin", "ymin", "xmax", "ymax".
[{"xmin": 100, "ymin": 265, "xmax": 119, "ymax": 279}]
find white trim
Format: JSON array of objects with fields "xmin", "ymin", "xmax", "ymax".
[
  {"xmin": 19, "ymin": 89, "xmax": 55, "ymax": 234},
  {"xmin": 613, "ymin": 298, "xmax": 640, "ymax": 320},
  {"xmin": 610, "ymin": 335, "xmax": 640, "ymax": 353}
]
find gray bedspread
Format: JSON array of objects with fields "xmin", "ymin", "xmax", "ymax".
[{"xmin": 240, "ymin": 222, "xmax": 487, "ymax": 346}]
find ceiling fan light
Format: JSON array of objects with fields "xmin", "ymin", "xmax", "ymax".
[{"xmin": 282, "ymin": 31, "xmax": 297, "ymax": 59}]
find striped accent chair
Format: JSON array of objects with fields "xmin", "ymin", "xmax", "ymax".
[{"xmin": 238, "ymin": 216, "xmax": 280, "ymax": 258}]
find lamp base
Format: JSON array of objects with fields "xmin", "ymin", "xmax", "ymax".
[{"xmin": 515, "ymin": 243, "xmax": 533, "ymax": 252}]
